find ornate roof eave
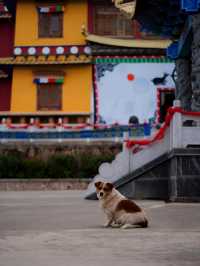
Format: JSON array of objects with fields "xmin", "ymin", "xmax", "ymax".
[
  {"xmin": 91, "ymin": 44, "xmax": 166, "ymax": 56},
  {"xmin": 0, "ymin": 55, "xmax": 92, "ymax": 65},
  {"xmin": 84, "ymin": 33, "xmax": 172, "ymax": 49}
]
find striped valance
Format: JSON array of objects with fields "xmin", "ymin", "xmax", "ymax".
[
  {"xmin": 38, "ymin": 5, "xmax": 64, "ymax": 13},
  {"xmin": 34, "ymin": 77, "xmax": 64, "ymax": 84},
  {"xmin": 95, "ymin": 57, "xmax": 173, "ymax": 64}
]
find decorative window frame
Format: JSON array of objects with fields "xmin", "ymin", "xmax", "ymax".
[
  {"xmin": 36, "ymin": 83, "xmax": 63, "ymax": 111},
  {"xmin": 37, "ymin": 4, "xmax": 64, "ymax": 38},
  {"xmin": 33, "ymin": 71, "xmax": 64, "ymax": 111}
]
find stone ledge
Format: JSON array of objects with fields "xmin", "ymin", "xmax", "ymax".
[{"xmin": 0, "ymin": 178, "xmax": 91, "ymax": 191}]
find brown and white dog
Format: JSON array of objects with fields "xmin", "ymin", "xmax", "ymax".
[{"xmin": 95, "ymin": 181, "xmax": 148, "ymax": 229}]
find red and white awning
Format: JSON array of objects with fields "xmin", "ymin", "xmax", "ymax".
[
  {"xmin": 34, "ymin": 77, "xmax": 64, "ymax": 84},
  {"xmin": 38, "ymin": 5, "xmax": 64, "ymax": 13}
]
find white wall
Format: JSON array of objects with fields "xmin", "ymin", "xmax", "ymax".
[{"xmin": 96, "ymin": 62, "xmax": 175, "ymax": 124}]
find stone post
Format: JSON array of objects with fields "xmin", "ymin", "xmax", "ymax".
[
  {"xmin": 122, "ymin": 131, "xmax": 129, "ymax": 151},
  {"xmin": 175, "ymin": 58, "xmax": 192, "ymax": 111},
  {"xmin": 170, "ymin": 100, "xmax": 182, "ymax": 149}
]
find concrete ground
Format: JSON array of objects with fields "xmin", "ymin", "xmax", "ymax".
[{"xmin": 0, "ymin": 191, "xmax": 200, "ymax": 266}]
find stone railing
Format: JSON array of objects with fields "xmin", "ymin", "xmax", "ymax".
[
  {"xmin": 85, "ymin": 100, "xmax": 200, "ymax": 198},
  {"xmin": 169, "ymin": 100, "xmax": 200, "ymax": 149},
  {"xmin": 0, "ymin": 123, "xmax": 151, "ymax": 143}
]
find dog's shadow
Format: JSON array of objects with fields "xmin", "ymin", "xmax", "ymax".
[{"xmin": 96, "ymin": 224, "xmax": 148, "ymax": 230}]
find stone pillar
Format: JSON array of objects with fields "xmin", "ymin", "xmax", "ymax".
[
  {"xmin": 170, "ymin": 100, "xmax": 182, "ymax": 149},
  {"xmin": 191, "ymin": 13, "xmax": 200, "ymax": 111},
  {"xmin": 175, "ymin": 58, "xmax": 192, "ymax": 111}
]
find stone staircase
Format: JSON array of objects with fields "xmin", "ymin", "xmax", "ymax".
[{"xmin": 85, "ymin": 101, "xmax": 200, "ymax": 202}]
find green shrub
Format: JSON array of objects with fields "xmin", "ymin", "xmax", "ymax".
[
  {"xmin": 46, "ymin": 154, "xmax": 78, "ymax": 179},
  {"xmin": 0, "ymin": 154, "xmax": 23, "ymax": 178},
  {"xmin": 22, "ymin": 159, "xmax": 46, "ymax": 179},
  {"xmin": 0, "ymin": 152, "xmax": 115, "ymax": 179},
  {"xmin": 77, "ymin": 153, "xmax": 114, "ymax": 179}
]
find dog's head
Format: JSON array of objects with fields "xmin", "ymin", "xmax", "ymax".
[{"xmin": 94, "ymin": 181, "xmax": 113, "ymax": 199}]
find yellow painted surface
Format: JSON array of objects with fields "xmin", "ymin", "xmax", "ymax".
[
  {"xmin": 11, "ymin": 65, "xmax": 92, "ymax": 113},
  {"xmin": 11, "ymin": 68, "xmax": 36, "ymax": 112},
  {"xmin": 63, "ymin": 65, "xmax": 92, "ymax": 113},
  {"xmin": 15, "ymin": 0, "xmax": 87, "ymax": 46}
]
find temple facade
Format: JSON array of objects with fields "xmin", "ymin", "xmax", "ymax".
[{"xmin": 0, "ymin": 0, "xmax": 174, "ymax": 126}]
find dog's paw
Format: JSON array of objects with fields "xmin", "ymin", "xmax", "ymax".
[
  {"xmin": 103, "ymin": 222, "xmax": 111, "ymax": 228},
  {"xmin": 121, "ymin": 224, "xmax": 135, "ymax": 229},
  {"xmin": 111, "ymin": 223, "xmax": 121, "ymax": 228}
]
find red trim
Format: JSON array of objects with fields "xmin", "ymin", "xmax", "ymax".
[
  {"xmin": 156, "ymin": 87, "xmax": 175, "ymax": 124},
  {"xmin": 88, "ymin": 0, "xmax": 94, "ymax": 33},
  {"xmin": 125, "ymin": 107, "xmax": 200, "ymax": 149},
  {"xmin": 92, "ymin": 64, "xmax": 99, "ymax": 123},
  {"xmin": 0, "ymin": 22, "xmax": 14, "ymax": 57},
  {"xmin": 1, "ymin": 122, "xmax": 136, "ymax": 130},
  {"xmin": 7, "ymin": 124, "xmax": 29, "ymax": 129},
  {"xmin": 0, "ymin": 78, "xmax": 12, "ymax": 111},
  {"xmin": 48, "ymin": 78, "xmax": 55, "ymax": 83},
  {"xmin": 92, "ymin": 65, "xmax": 99, "ymax": 124},
  {"xmin": 133, "ymin": 20, "xmax": 141, "ymax": 39},
  {"xmin": 49, "ymin": 6, "xmax": 56, "ymax": 12}
]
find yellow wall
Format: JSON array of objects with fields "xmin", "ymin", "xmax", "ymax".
[
  {"xmin": 15, "ymin": 0, "xmax": 87, "ymax": 46},
  {"xmin": 11, "ymin": 65, "xmax": 92, "ymax": 113}
]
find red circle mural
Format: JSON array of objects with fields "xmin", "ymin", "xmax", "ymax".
[{"xmin": 127, "ymin": 73, "xmax": 135, "ymax": 81}]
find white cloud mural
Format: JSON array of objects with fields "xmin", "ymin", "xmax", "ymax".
[{"xmin": 96, "ymin": 62, "xmax": 175, "ymax": 124}]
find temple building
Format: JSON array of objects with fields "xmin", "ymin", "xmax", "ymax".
[{"xmin": 0, "ymin": 0, "xmax": 174, "ymax": 126}]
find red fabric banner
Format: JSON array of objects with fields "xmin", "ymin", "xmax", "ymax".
[{"xmin": 125, "ymin": 107, "xmax": 200, "ymax": 149}]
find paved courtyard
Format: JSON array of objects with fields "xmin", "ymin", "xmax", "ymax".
[{"xmin": 0, "ymin": 191, "xmax": 200, "ymax": 266}]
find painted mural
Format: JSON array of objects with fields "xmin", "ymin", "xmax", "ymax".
[{"xmin": 95, "ymin": 62, "xmax": 175, "ymax": 124}]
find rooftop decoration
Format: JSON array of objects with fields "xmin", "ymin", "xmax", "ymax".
[
  {"xmin": 113, "ymin": 0, "xmax": 187, "ymax": 38},
  {"xmin": 113, "ymin": 0, "xmax": 137, "ymax": 19}
]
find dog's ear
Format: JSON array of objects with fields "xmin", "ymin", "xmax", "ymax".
[
  {"xmin": 94, "ymin": 181, "xmax": 103, "ymax": 189},
  {"xmin": 105, "ymin": 182, "xmax": 113, "ymax": 191}
]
